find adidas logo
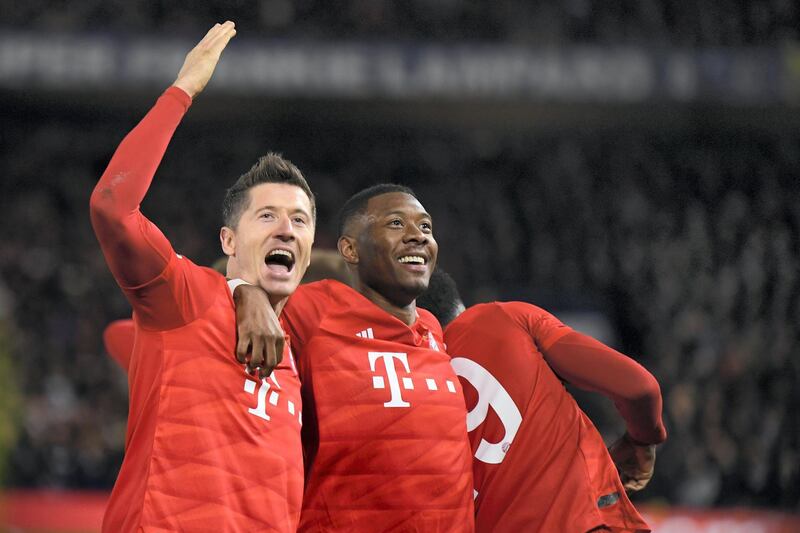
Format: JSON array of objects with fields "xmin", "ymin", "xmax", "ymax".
[{"xmin": 356, "ymin": 328, "xmax": 374, "ymax": 339}]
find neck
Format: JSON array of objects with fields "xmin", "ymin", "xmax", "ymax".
[
  {"xmin": 269, "ymin": 294, "xmax": 287, "ymax": 316},
  {"xmin": 227, "ymin": 263, "xmax": 287, "ymax": 316},
  {"xmin": 357, "ymin": 281, "xmax": 417, "ymax": 326}
]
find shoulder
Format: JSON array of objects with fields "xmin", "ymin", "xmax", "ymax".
[
  {"xmin": 447, "ymin": 301, "xmax": 552, "ymax": 335},
  {"xmin": 494, "ymin": 301, "xmax": 548, "ymax": 321},
  {"xmin": 178, "ymin": 258, "xmax": 228, "ymax": 294},
  {"xmin": 290, "ymin": 279, "xmax": 348, "ymax": 306},
  {"xmin": 449, "ymin": 301, "xmax": 509, "ymax": 327},
  {"xmin": 283, "ymin": 279, "xmax": 353, "ymax": 336}
]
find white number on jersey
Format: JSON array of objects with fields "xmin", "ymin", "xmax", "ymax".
[{"xmin": 451, "ymin": 357, "xmax": 522, "ymax": 465}]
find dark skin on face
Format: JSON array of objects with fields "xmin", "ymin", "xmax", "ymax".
[{"xmin": 338, "ymin": 192, "xmax": 438, "ymax": 326}]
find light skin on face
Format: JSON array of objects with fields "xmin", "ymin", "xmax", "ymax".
[
  {"xmin": 338, "ymin": 192, "xmax": 438, "ymax": 326},
  {"xmin": 221, "ymin": 182, "xmax": 315, "ymax": 314}
]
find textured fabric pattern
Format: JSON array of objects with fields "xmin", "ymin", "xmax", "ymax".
[
  {"xmin": 283, "ymin": 281, "xmax": 474, "ymax": 532},
  {"xmin": 91, "ymin": 88, "xmax": 303, "ymax": 532},
  {"xmin": 444, "ymin": 302, "xmax": 650, "ymax": 533},
  {"xmin": 103, "ymin": 255, "xmax": 304, "ymax": 532}
]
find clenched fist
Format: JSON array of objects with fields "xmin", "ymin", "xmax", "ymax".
[{"xmin": 608, "ymin": 432, "xmax": 657, "ymax": 493}]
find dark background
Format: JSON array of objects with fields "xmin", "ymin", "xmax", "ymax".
[{"xmin": 0, "ymin": 1, "xmax": 798, "ymax": 511}]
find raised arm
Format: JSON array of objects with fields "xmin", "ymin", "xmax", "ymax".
[{"xmin": 90, "ymin": 22, "xmax": 236, "ymax": 290}]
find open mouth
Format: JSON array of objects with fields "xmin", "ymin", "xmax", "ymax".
[
  {"xmin": 265, "ymin": 249, "xmax": 295, "ymax": 274},
  {"xmin": 397, "ymin": 255, "xmax": 427, "ymax": 266}
]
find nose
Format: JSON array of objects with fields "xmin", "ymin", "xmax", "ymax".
[
  {"xmin": 273, "ymin": 214, "xmax": 296, "ymax": 242},
  {"xmin": 403, "ymin": 222, "xmax": 428, "ymax": 244}
]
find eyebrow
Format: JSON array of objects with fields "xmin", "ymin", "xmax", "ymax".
[
  {"xmin": 383, "ymin": 210, "xmax": 432, "ymax": 219},
  {"xmin": 256, "ymin": 206, "xmax": 312, "ymax": 218}
]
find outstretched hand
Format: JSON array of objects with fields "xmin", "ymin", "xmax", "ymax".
[
  {"xmin": 173, "ymin": 21, "xmax": 236, "ymax": 99},
  {"xmin": 608, "ymin": 432, "xmax": 656, "ymax": 493}
]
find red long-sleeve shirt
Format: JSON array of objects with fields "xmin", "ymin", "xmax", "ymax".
[
  {"xmin": 444, "ymin": 301, "xmax": 664, "ymax": 533},
  {"xmin": 90, "ymin": 87, "xmax": 303, "ymax": 532}
]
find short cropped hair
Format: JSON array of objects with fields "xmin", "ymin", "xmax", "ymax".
[
  {"xmin": 416, "ymin": 268, "xmax": 464, "ymax": 327},
  {"xmin": 222, "ymin": 153, "xmax": 316, "ymax": 228},
  {"xmin": 337, "ymin": 183, "xmax": 416, "ymax": 237}
]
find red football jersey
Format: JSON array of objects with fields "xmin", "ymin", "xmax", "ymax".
[
  {"xmin": 104, "ymin": 257, "xmax": 304, "ymax": 532},
  {"xmin": 91, "ymin": 87, "xmax": 303, "ymax": 532},
  {"xmin": 443, "ymin": 302, "xmax": 650, "ymax": 533},
  {"xmin": 282, "ymin": 280, "xmax": 475, "ymax": 532}
]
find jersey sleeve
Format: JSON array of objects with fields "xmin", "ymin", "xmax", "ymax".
[
  {"xmin": 103, "ymin": 319, "xmax": 135, "ymax": 372},
  {"xmin": 498, "ymin": 301, "xmax": 573, "ymax": 350},
  {"xmin": 90, "ymin": 87, "xmax": 216, "ymax": 330},
  {"xmin": 500, "ymin": 301, "xmax": 667, "ymax": 445},
  {"xmin": 281, "ymin": 281, "xmax": 334, "ymax": 352},
  {"xmin": 544, "ymin": 332, "xmax": 667, "ymax": 444}
]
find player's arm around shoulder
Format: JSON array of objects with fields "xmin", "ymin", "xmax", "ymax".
[
  {"xmin": 227, "ymin": 280, "xmax": 335, "ymax": 379},
  {"xmin": 230, "ymin": 282, "xmax": 286, "ymax": 379}
]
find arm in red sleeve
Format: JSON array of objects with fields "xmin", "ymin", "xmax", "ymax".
[
  {"xmin": 89, "ymin": 86, "xmax": 192, "ymax": 289},
  {"xmin": 543, "ymin": 331, "xmax": 667, "ymax": 445}
]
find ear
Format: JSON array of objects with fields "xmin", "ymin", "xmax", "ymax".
[
  {"xmin": 220, "ymin": 226, "xmax": 236, "ymax": 256},
  {"xmin": 307, "ymin": 232, "xmax": 315, "ymax": 268},
  {"xmin": 338, "ymin": 235, "xmax": 359, "ymax": 265}
]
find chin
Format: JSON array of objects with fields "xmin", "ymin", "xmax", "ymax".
[
  {"xmin": 259, "ymin": 278, "xmax": 300, "ymax": 300},
  {"xmin": 401, "ymin": 279, "xmax": 429, "ymax": 300}
]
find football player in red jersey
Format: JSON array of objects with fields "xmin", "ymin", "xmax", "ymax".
[
  {"xmin": 232, "ymin": 184, "xmax": 475, "ymax": 532},
  {"xmin": 90, "ymin": 22, "xmax": 311, "ymax": 532},
  {"xmin": 417, "ymin": 269, "xmax": 666, "ymax": 533}
]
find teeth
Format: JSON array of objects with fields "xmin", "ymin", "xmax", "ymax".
[
  {"xmin": 398, "ymin": 256, "xmax": 425, "ymax": 264},
  {"xmin": 268, "ymin": 249, "xmax": 293, "ymax": 259}
]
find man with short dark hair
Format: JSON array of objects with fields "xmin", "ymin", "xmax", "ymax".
[
  {"xmin": 417, "ymin": 269, "xmax": 666, "ymax": 533},
  {"xmin": 233, "ymin": 183, "xmax": 475, "ymax": 531},
  {"xmin": 90, "ymin": 22, "xmax": 309, "ymax": 532}
]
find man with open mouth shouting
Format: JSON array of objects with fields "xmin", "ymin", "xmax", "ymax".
[{"xmin": 90, "ymin": 22, "xmax": 310, "ymax": 532}]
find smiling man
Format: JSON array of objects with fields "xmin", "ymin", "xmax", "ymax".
[
  {"xmin": 240, "ymin": 184, "xmax": 475, "ymax": 531},
  {"xmin": 90, "ymin": 22, "xmax": 309, "ymax": 532}
]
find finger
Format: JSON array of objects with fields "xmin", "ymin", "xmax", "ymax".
[
  {"xmin": 276, "ymin": 335, "xmax": 285, "ymax": 365},
  {"xmin": 236, "ymin": 334, "xmax": 250, "ymax": 364},
  {"xmin": 208, "ymin": 26, "xmax": 236, "ymax": 53},
  {"xmin": 626, "ymin": 480, "xmax": 645, "ymax": 492},
  {"xmin": 198, "ymin": 23, "xmax": 222, "ymax": 47},
  {"xmin": 250, "ymin": 336, "xmax": 265, "ymax": 370},
  {"xmin": 259, "ymin": 344, "xmax": 273, "ymax": 379},
  {"xmin": 260, "ymin": 338, "xmax": 278, "ymax": 379},
  {"xmin": 208, "ymin": 21, "xmax": 236, "ymax": 44}
]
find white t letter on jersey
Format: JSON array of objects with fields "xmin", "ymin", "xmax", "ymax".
[
  {"xmin": 369, "ymin": 352, "xmax": 411, "ymax": 408},
  {"xmin": 451, "ymin": 357, "xmax": 522, "ymax": 464}
]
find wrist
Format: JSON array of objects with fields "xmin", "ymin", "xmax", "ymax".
[
  {"xmin": 227, "ymin": 278, "xmax": 251, "ymax": 296},
  {"xmin": 624, "ymin": 432, "xmax": 655, "ymax": 447}
]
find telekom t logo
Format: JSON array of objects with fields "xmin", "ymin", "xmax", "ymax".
[{"xmin": 368, "ymin": 352, "xmax": 412, "ymax": 408}]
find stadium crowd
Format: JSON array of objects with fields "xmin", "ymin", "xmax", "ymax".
[
  {"xmin": 0, "ymin": 0, "xmax": 798, "ymax": 46},
  {"xmin": 1, "ymin": 100, "xmax": 797, "ymax": 510},
  {"xmin": 1, "ymin": 0, "xmax": 799, "ymax": 517}
]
